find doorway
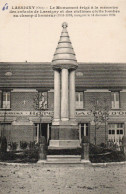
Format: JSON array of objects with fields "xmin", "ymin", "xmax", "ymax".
[{"xmin": 34, "ymin": 123, "xmax": 51, "ymax": 144}]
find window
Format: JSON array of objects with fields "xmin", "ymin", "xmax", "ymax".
[
  {"xmin": 108, "ymin": 123, "xmax": 124, "ymax": 143},
  {"xmin": 39, "ymin": 92, "xmax": 48, "ymax": 109},
  {"xmin": 109, "ymin": 130, "xmax": 115, "ymax": 135},
  {"xmin": 111, "ymin": 92, "xmax": 120, "ymax": 109},
  {"xmin": 2, "ymin": 92, "xmax": 10, "ymax": 109},
  {"xmin": 80, "ymin": 123, "xmax": 89, "ymax": 137},
  {"xmin": 34, "ymin": 123, "xmax": 38, "ymax": 137},
  {"xmin": 76, "ymin": 92, "xmax": 84, "ymax": 109},
  {"xmin": 79, "ymin": 123, "xmax": 89, "ymax": 142}
]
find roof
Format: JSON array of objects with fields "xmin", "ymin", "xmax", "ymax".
[
  {"xmin": 0, "ymin": 62, "xmax": 126, "ymax": 89},
  {"xmin": 52, "ymin": 22, "xmax": 78, "ymax": 69}
]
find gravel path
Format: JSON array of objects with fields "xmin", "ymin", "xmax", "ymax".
[{"xmin": 0, "ymin": 163, "xmax": 126, "ymax": 194}]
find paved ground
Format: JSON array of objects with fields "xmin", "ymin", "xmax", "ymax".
[{"xmin": 0, "ymin": 163, "xmax": 126, "ymax": 194}]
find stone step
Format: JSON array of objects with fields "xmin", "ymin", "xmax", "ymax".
[
  {"xmin": 48, "ymin": 146, "xmax": 81, "ymax": 150},
  {"xmin": 47, "ymin": 155, "xmax": 81, "ymax": 163}
]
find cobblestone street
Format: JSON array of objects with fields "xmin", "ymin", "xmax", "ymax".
[{"xmin": 0, "ymin": 163, "xmax": 126, "ymax": 194}]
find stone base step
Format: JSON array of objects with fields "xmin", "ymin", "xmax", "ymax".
[
  {"xmin": 37, "ymin": 160, "xmax": 91, "ymax": 165},
  {"xmin": 47, "ymin": 155, "xmax": 81, "ymax": 163},
  {"xmin": 48, "ymin": 146, "xmax": 81, "ymax": 150}
]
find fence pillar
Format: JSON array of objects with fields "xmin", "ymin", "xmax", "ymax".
[
  {"xmin": 38, "ymin": 136, "xmax": 47, "ymax": 160},
  {"xmin": 81, "ymin": 143, "xmax": 89, "ymax": 161},
  {"xmin": 122, "ymin": 136, "xmax": 126, "ymax": 155},
  {"xmin": 39, "ymin": 144, "xmax": 47, "ymax": 160}
]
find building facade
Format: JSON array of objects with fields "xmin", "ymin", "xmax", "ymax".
[{"xmin": 0, "ymin": 23, "xmax": 126, "ymax": 147}]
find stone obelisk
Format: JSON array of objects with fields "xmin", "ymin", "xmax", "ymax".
[{"xmin": 49, "ymin": 22, "xmax": 80, "ymax": 148}]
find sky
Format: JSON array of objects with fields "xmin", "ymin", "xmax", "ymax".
[{"xmin": 0, "ymin": 0, "xmax": 126, "ymax": 63}]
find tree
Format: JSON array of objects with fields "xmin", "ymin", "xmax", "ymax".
[
  {"xmin": 90, "ymin": 97, "xmax": 110, "ymax": 145},
  {"xmin": 33, "ymin": 92, "xmax": 47, "ymax": 143},
  {"xmin": 1, "ymin": 110, "xmax": 7, "ymax": 137},
  {"xmin": 100, "ymin": 98, "xmax": 110, "ymax": 144},
  {"xmin": 0, "ymin": 107, "xmax": 7, "ymax": 152},
  {"xmin": 90, "ymin": 97, "xmax": 102, "ymax": 145}
]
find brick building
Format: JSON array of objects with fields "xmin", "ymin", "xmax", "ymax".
[{"xmin": 0, "ymin": 23, "xmax": 126, "ymax": 147}]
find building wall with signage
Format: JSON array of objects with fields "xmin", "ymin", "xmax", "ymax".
[
  {"xmin": 0, "ymin": 89, "xmax": 126, "ymax": 145},
  {"xmin": 0, "ymin": 62, "xmax": 126, "ymax": 145}
]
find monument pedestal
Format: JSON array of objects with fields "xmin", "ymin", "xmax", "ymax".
[
  {"xmin": 49, "ymin": 140, "xmax": 80, "ymax": 148},
  {"xmin": 49, "ymin": 123, "xmax": 80, "ymax": 148}
]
